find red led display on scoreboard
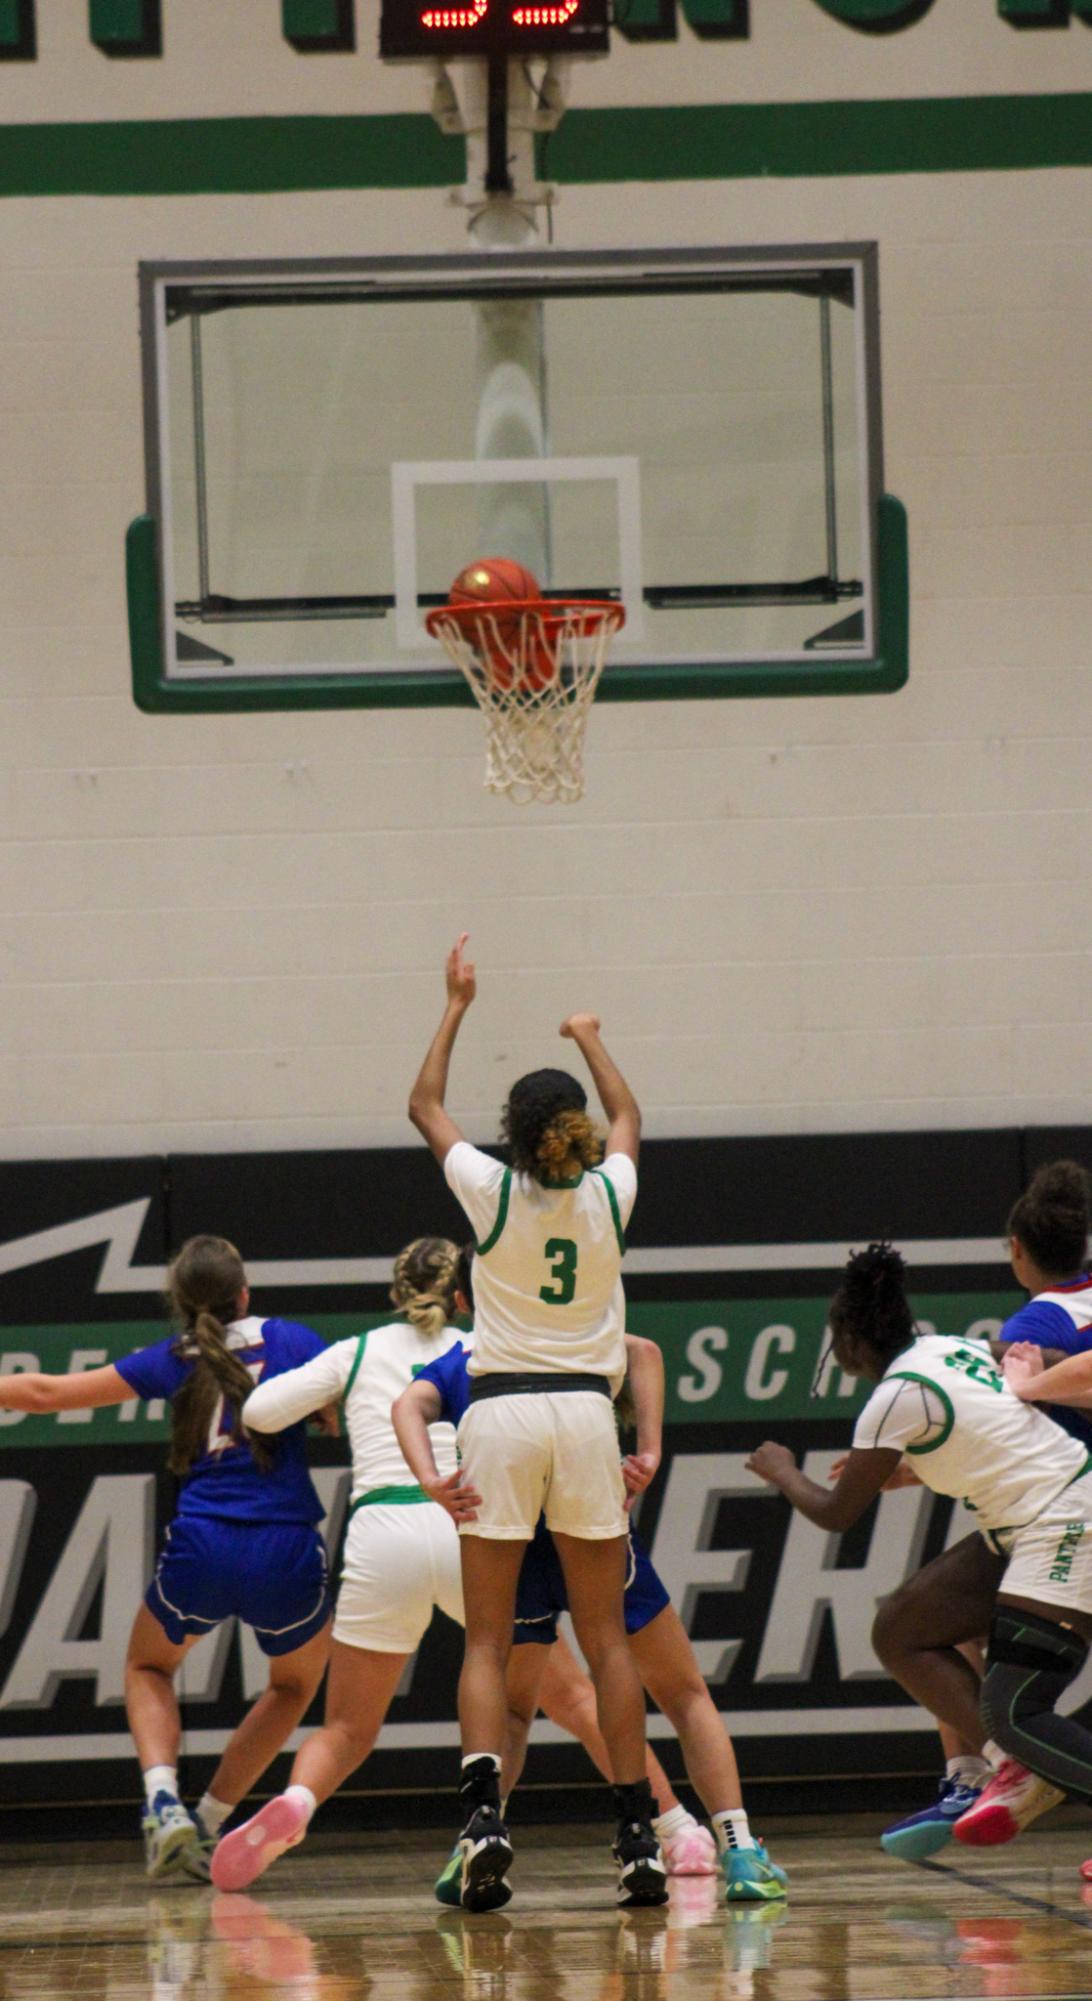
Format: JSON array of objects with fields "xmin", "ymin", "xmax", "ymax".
[{"xmin": 379, "ymin": 0, "xmax": 609, "ymax": 57}]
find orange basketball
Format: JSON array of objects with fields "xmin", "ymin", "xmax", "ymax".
[
  {"xmin": 450, "ymin": 559, "xmax": 540, "ymax": 692},
  {"xmin": 449, "ymin": 558, "xmax": 540, "ymax": 608}
]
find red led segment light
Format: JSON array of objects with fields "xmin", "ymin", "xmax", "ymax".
[
  {"xmin": 512, "ymin": 3, "xmax": 580, "ymax": 20},
  {"xmin": 421, "ymin": 1, "xmax": 488, "ymax": 23}
]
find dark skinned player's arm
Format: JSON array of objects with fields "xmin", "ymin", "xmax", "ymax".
[{"xmin": 746, "ymin": 1440, "xmax": 906, "ymax": 1531}]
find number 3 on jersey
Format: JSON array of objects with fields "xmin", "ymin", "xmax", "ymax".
[{"xmin": 540, "ymin": 1237, "xmax": 578, "ymax": 1305}]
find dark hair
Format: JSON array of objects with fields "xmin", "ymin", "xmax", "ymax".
[
  {"xmin": 500, "ymin": 1067, "xmax": 603, "ymax": 1181},
  {"xmin": 166, "ymin": 1235, "xmax": 273, "ymax": 1478},
  {"xmin": 1008, "ymin": 1160, "xmax": 1091, "ymax": 1279},
  {"xmin": 455, "ymin": 1242, "xmax": 475, "ymax": 1312},
  {"xmin": 829, "ymin": 1242, "xmax": 916, "ymax": 1374},
  {"xmin": 390, "ymin": 1237, "xmax": 461, "ymax": 1338}
]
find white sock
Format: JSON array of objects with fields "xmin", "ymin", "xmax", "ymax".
[
  {"xmin": 982, "ymin": 1740, "xmax": 1006, "ymax": 1772},
  {"xmin": 653, "ymin": 1804, "xmax": 696, "ymax": 1840},
  {"xmin": 143, "ymin": 1765, "xmax": 178, "ymax": 1807},
  {"xmin": 195, "ymin": 1791, "xmax": 233, "ymax": 1834},
  {"xmin": 461, "ymin": 1753, "xmax": 502, "ymax": 1774},
  {"xmin": 946, "ymin": 1755, "xmax": 989, "ymax": 1786},
  {"xmin": 283, "ymin": 1784, "xmax": 318, "ymax": 1823},
  {"xmin": 712, "ymin": 1808, "xmax": 755, "ymax": 1853}
]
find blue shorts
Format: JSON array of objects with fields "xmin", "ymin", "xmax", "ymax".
[
  {"xmin": 513, "ymin": 1522, "xmax": 669, "ymax": 1646},
  {"xmin": 147, "ymin": 1518, "xmax": 332, "ymax": 1657}
]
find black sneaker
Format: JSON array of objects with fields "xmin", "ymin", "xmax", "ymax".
[
  {"xmin": 459, "ymin": 1803, "xmax": 514, "ymax": 1913},
  {"xmin": 613, "ymin": 1815, "xmax": 669, "ymax": 1908}
]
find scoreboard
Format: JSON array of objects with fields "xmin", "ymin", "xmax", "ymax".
[{"xmin": 379, "ymin": 1, "xmax": 610, "ymax": 58}]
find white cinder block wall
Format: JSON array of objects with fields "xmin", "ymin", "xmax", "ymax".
[{"xmin": 2, "ymin": 3, "xmax": 1090, "ymax": 1157}]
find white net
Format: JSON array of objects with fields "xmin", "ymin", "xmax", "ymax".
[{"xmin": 426, "ymin": 600, "xmax": 625, "ymax": 805}]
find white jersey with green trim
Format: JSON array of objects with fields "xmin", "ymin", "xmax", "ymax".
[
  {"xmin": 444, "ymin": 1140, "xmax": 636, "ymax": 1390},
  {"xmin": 242, "ymin": 1319, "xmax": 460, "ymax": 1507},
  {"xmin": 851, "ymin": 1331, "xmax": 1091, "ymax": 1532}
]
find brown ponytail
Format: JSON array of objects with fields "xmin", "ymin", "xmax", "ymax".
[
  {"xmin": 166, "ymin": 1236, "xmax": 272, "ymax": 1477},
  {"xmin": 390, "ymin": 1237, "xmax": 461, "ymax": 1339}
]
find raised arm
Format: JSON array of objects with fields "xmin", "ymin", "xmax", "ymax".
[
  {"xmin": 746, "ymin": 1440, "xmax": 905, "ymax": 1533},
  {"xmin": 559, "ymin": 1013, "xmax": 640, "ymax": 1165},
  {"xmin": 0, "ymin": 1365, "xmax": 135, "ymax": 1414},
  {"xmin": 408, "ymin": 934, "xmax": 476, "ymax": 1166},
  {"xmin": 391, "ymin": 1379, "xmax": 482, "ymax": 1523},
  {"xmin": 621, "ymin": 1333, "xmax": 663, "ymax": 1502}
]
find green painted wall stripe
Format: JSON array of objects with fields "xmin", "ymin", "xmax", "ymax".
[
  {"xmin": 0, "ymin": 114, "xmax": 460, "ymax": 197},
  {"xmin": 1, "ymin": 92, "xmax": 1089, "ymax": 198},
  {"xmin": 547, "ymin": 92, "xmax": 1092, "ymax": 183}
]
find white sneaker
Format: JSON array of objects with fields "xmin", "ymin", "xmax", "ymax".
[
  {"xmin": 952, "ymin": 1759, "xmax": 1065, "ymax": 1847},
  {"xmin": 142, "ymin": 1792, "xmax": 200, "ymax": 1880}
]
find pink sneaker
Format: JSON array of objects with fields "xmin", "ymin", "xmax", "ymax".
[
  {"xmin": 1080, "ymin": 1856, "xmax": 1092, "ymax": 1883},
  {"xmin": 210, "ymin": 1794, "xmax": 310, "ymax": 1892},
  {"xmin": 661, "ymin": 1821, "xmax": 718, "ymax": 1877},
  {"xmin": 952, "ymin": 1760, "xmax": 1064, "ymax": 1848}
]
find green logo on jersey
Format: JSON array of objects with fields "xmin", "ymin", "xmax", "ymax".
[
  {"xmin": 942, "ymin": 1346, "xmax": 1005, "ymax": 1394},
  {"xmin": 1050, "ymin": 1520, "xmax": 1086, "ymax": 1584}
]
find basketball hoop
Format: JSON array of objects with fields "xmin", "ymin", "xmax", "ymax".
[{"xmin": 425, "ymin": 598, "xmax": 624, "ymax": 806}]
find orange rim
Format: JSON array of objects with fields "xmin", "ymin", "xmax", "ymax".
[{"xmin": 425, "ymin": 597, "xmax": 625, "ymax": 638}]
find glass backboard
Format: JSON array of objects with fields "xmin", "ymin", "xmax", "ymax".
[{"xmin": 128, "ymin": 247, "xmax": 907, "ymax": 711}]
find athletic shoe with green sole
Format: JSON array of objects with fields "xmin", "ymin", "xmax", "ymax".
[
  {"xmin": 434, "ymin": 1842, "xmax": 463, "ymax": 1909},
  {"xmin": 722, "ymin": 1841, "xmax": 788, "ymax": 1902}
]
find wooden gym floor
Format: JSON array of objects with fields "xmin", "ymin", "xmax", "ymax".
[{"xmin": 1, "ymin": 1816, "xmax": 1091, "ymax": 2001}]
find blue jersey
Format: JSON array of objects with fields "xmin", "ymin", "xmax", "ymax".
[
  {"xmin": 415, "ymin": 1340, "xmax": 670, "ymax": 1641},
  {"xmin": 116, "ymin": 1315, "xmax": 326, "ymax": 1524},
  {"xmin": 997, "ymin": 1281, "xmax": 1092, "ymax": 1451}
]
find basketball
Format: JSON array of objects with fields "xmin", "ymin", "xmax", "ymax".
[
  {"xmin": 449, "ymin": 557, "xmax": 540, "ymax": 607},
  {"xmin": 449, "ymin": 559, "xmax": 541, "ymax": 691}
]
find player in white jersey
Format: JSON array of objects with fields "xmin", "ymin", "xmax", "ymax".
[
  {"xmin": 207, "ymin": 1235, "xmax": 691, "ymax": 1895},
  {"xmin": 409, "ymin": 935, "xmax": 664, "ymax": 1911},
  {"xmin": 747, "ymin": 1243, "xmax": 1092, "ymax": 1856}
]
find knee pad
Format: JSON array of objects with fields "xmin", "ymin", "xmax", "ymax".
[
  {"xmin": 987, "ymin": 1607, "xmax": 1088, "ymax": 1678},
  {"xmin": 981, "ymin": 1608, "xmax": 1088, "ymax": 1745}
]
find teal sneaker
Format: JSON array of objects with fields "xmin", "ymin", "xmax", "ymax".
[
  {"xmin": 880, "ymin": 1778, "xmax": 983, "ymax": 1861},
  {"xmin": 434, "ymin": 1842, "xmax": 463, "ymax": 1909},
  {"xmin": 722, "ymin": 1841, "xmax": 788, "ymax": 1903}
]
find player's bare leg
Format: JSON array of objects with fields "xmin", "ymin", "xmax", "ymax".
[
  {"xmin": 456, "ymin": 1535, "xmax": 526, "ymax": 1910},
  {"xmin": 630, "ymin": 1603, "xmax": 785, "ymax": 1898},
  {"xmin": 552, "ymin": 1530, "xmax": 667, "ymax": 1906}
]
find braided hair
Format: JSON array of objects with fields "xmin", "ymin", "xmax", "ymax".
[
  {"xmin": 500, "ymin": 1067, "xmax": 604, "ymax": 1182},
  {"xmin": 1008, "ymin": 1160, "xmax": 1091, "ymax": 1280},
  {"xmin": 828, "ymin": 1242, "xmax": 916, "ymax": 1378},
  {"xmin": 166, "ymin": 1235, "xmax": 273, "ymax": 1477},
  {"xmin": 390, "ymin": 1237, "xmax": 461, "ymax": 1339}
]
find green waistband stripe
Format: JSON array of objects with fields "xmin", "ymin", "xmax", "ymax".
[{"xmin": 348, "ymin": 1484, "xmax": 431, "ymax": 1516}]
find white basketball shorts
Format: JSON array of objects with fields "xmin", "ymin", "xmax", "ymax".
[
  {"xmin": 332, "ymin": 1500, "xmax": 464, "ymax": 1653},
  {"xmin": 993, "ymin": 1473, "xmax": 1092, "ymax": 1617},
  {"xmin": 456, "ymin": 1389, "xmax": 628, "ymax": 1541}
]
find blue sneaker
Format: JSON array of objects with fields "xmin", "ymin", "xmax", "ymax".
[
  {"xmin": 880, "ymin": 1778, "xmax": 983, "ymax": 1861},
  {"xmin": 141, "ymin": 1792, "xmax": 199, "ymax": 1881},
  {"xmin": 722, "ymin": 1841, "xmax": 788, "ymax": 1903}
]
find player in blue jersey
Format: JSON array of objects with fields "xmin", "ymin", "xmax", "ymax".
[
  {"xmin": 392, "ymin": 1286, "xmax": 787, "ymax": 1906},
  {"xmin": 0, "ymin": 1235, "xmax": 334, "ymax": 1881}
]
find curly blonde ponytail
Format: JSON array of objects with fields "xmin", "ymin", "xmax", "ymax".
[
  {"xmin": 536, "ymin": 1108, "xmax": 603, "ymax": 1177},
  {"xmin": 390, "ymin": 1237, "xmax": 461, "ymax": 1339}
]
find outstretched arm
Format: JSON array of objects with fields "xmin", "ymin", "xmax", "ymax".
[
  {"xmin": 1004, "ymin": 1342, "xmax": 1092, "ymax": 1410},
  {"xmin": 746, "ymin": 1440, "xmax": 904, "ymax": 1532},
  {"xmin": 391, "ymin": 1379, "xmax": 482, "ymax": 1523},
  {"xmin": 408, "ymin": 934, "xmax": 476, "ymax": 1165},
  {"xmin": 0, "ymin": 1365, "xmax": 135, "ymax": 1414},
  {"xmin": 621, "ymin": 1333, "xmax": 663, "ymax": 1502},
  {"xmin": 559, "ymin": 1014, "xmax": 640, "ymax": 1165}
]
